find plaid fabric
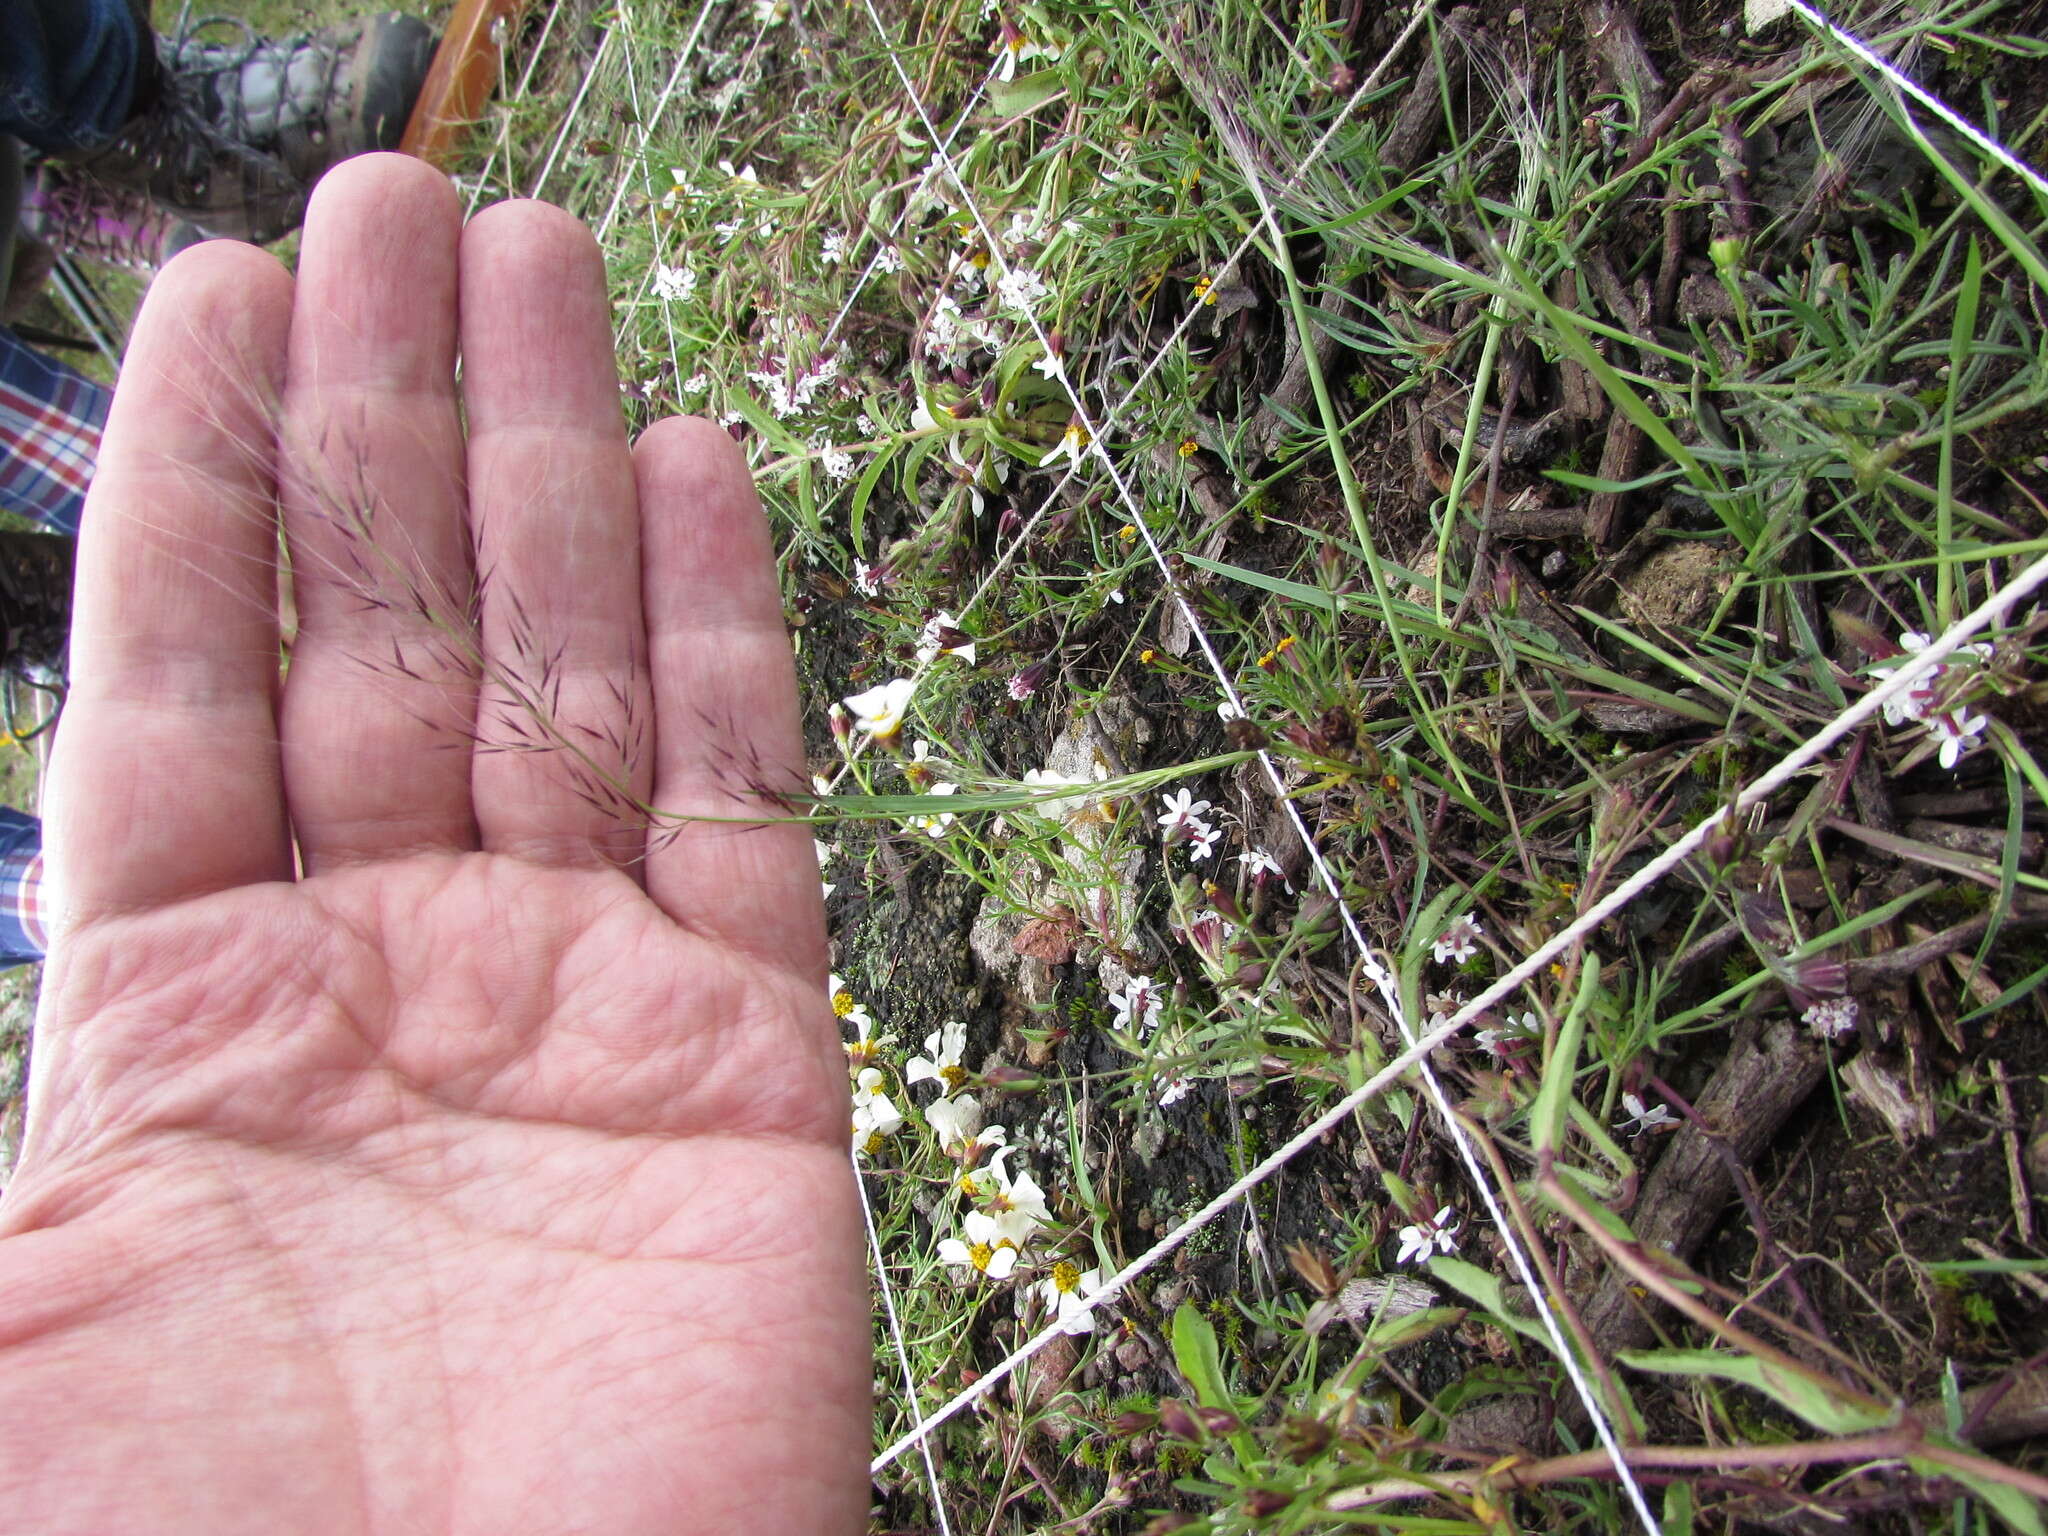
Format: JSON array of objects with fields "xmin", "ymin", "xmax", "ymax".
[
  {"xmin": 0, "ymin": 805, "xmax": 45, "ymax": 965},
  {"xmin": 0, "ymin": 324, "xmax": 108, "ymax": 536}
]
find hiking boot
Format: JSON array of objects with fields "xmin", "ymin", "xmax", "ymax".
[
  {"xmin": 53, "ymin": 12, "xmax": 439, "ymax": 246},
  {"xmin": 18, "ymin": 164, "xmax": 206, "ymax": 275}
]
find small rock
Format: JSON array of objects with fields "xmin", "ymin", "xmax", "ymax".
[
  {"xmin": 1338, "ymin": 1275, "xmax": 1438, "ymax": 1326},
  {"xmin": 1021, "ymin": 1331, "xmax": 1080, "ymax": 1411},
  {"xmin": 1114, "ymin": 1333, "xmax": 1153, "ymax": 1373}
]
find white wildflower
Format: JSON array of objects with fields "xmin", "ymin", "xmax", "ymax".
[
  {"xmin": 906, "ymin": 1022, "xmax": 970, "ymax": 1096},
  {"xmin": 844, "ymin": 677, "xmax": 916, "ymax": 738},
  {"xmin": 1156, "ymin": 788, "xmax": 1213, "ymax": 837},
  {"xmin": 909, "ymin": 782, "xmax": 960, "ymax": 839},
  {"xmin": 1109, "ymin": 975, "xmax": 1164, "ymax": 1035},
  {"xmin": 925, "ymin": 1091, "xmax": 985, "ymax": 1154},
  {"xmin": 1396, "ymin": 1206, "xmax": 1459, "ymax": 1267},
  {"xmin": 916, "ymin": 611, "xmax": 978, "ymax": 667},
  {"xmin": 653, "ymin": 263, "xmax": 697, "ymax": 303},
  {"xmin": 1929, "ymin": 707, "xmax": 1989, "ymax": 770},
  {"xmin": 1617, "ymin": 1091, "xmax": 1676, "ymax": 1137},
  {"xmin": 1039, "ymin": 1260, "xmax": 1103, "ymax": 1334},
  {"xmin": 852, "ymin": 1067, "xmax": 904, "ymax": 1152},
  {"xmin": 1802, "ymin": 996, "xmax": 1859, "ymax": 1040},
  {"xmin": 938, "ymin": 1209, "xmax": 1020, "ymax": 1279},
  {"xmin": 996, "ymin": 266, "xmax": 1050, "ymax": 313},
  {"xmin": 1039, "ymin": 420, "xmax": 1090, "ymax": 470},
  {"xmin": 1431, "ymin": 914, "xmax": 1483, "ymax": 966}
]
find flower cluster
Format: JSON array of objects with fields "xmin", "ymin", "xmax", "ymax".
[
  {"xmin": 1157, "ymin": 789, "xmax": 1220, "ymax": 861},
  {"xmin": 835, "ymin": 974, "xmax": 903, "ymax": 1156},
  {"xmin": 1869, "ymin": 628, "xmax": 1996, "ymax": 770},
  {"xmin": 893, "ymin": 1016, "xmax": 1100, "ymax": 1331},
  {"xmin": 1431, "ymin": 914, "xmax": 1484, "ymax": 966},
  {"xmin": 1802, "ymin": 995, "xmax": 1859, "ymax": 1040}
]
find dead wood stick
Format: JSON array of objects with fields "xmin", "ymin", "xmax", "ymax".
[
  {"xmin": 1991, "ymin": 1062, "xmax": 2036, "ymax": 1246},
  {"xmin": 1442, "ymin": 1020, "xmax": 1826, "ymax": 1453}
]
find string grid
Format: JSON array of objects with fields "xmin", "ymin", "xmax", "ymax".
[
  {"xmin": 851, "ymin": 2, "xmax": 1664, "ymax": 1522},
  {"xmin": 484, "ymin": 0, "xmax": 2047, "ymax": 1521},
  {"xmin": 831, "ymin": 0, "xmax": 2048, "ymax": 1511}
]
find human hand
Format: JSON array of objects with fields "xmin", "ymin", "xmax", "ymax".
[{"xmin": 0, "ymin": 155, "xmax": 867, "ymax": 1535}]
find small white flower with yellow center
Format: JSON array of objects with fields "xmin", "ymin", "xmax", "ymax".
[
  {"xmin": 1039, "ymin": 419, "xmax": 1091, "ymax": 470},
  {"xmin": 844, "ymin": 677, "xmax": 916, "ymax": 739},
  {"xmin": 829, "ymin": 972, "xmax": 872, "ymax": 1032},
  {"xmin": 832, "ymin": 974, "xmax": 893, "ymax": 1070},
  {"xmin": 1039, "ymin": 1260, "xmax": 1104, "ymax": 1334},
  {"xmin": 952, "ymin": 1124, "xmax": 1010, "ymax": 1192},
  {"xmin": 910, "ymin": 782, "xmax": 960, "ymax": 839},
  {"xmin": 925, "ymin": 1091, "xmax": 986, "ymax": 1155},
  {"xmin": 980, "ymin": 1147, "xmax": 1051, "ymax": 1245},
  {"xmin": 906, "ymin": 1020, "xmax": 972, "ymax": 1095},
  {"xmin": 938, "ymin": 1209, "xmax": 1021, "ymax": 1279},
  {"xmin": 852, "ymin": 1067, "xmax": 904, "ymax": 1155}
]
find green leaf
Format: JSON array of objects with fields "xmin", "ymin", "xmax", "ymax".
[
  {"xmin": 1618, "ymin": 1347, "xmax": 1893, "ymax": 1435},
  {"xmin": 1429, "ymin": 1258, "xmax": 1554, "ymax": 1348},
  {"xmin": 1913, "ymin": 1443, "xmax": 2047, "ymax": 1536},
  {"xmin": 987, "ymin": 69, "xmax": 1065, "ymax": 117},
  {"xmin": 1170, "ymin": 1301, "xmax": 1230, "ymax": 1408},
  {"xmin": 1168, "ymin": 1303, "xmax": 1258, "ymax": 1465},
  {"xmin": 1531, "ymin": 956, "xmax": 1599, "ymax": 1158}
]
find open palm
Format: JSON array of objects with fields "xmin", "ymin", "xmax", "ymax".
[{"xmin": 0, "ymin": 157, "xmax": 868, "ymax": 1535}]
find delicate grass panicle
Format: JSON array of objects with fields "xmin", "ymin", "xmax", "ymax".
[{"xmin": 36, "ymin": 0, "xmax": 2048, "ymax": 1528}]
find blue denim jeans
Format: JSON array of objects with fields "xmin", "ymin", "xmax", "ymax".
[{"xmin": 1, "ymin": 0, "xmax": 147, "ymax": 153}]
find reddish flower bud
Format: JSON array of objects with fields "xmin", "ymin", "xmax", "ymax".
[{"xmin": 1156, "ymin": 1398, "xmax": 1204, "ymax": 1441}]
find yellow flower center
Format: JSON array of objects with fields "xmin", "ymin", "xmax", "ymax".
[
  {"xmin": 1118, "ymin": 524, "xmax": 1137, "ymax": 542},
  {"xmin": 1177, "ymin": 438, "xmax": 1199, "ymax": 457},
  {"xmin": 968, "ymin": 1241, "xmax": 995, "ymax": 1272},
  {"xmin": 1066, "ymin": 423, "xmax": 1090, "ymax": 450},
  {"xmin": 833, "ymin": 990, "xmax": 857, "ymax": 1018},
  {"xmin": 942, "ymin": 1064, "xmax": 968, "ymax": 1092},
  {"xmin": 1052, "ymin": 1260, "xmax": 1081, "ymax": 1295},
  {"xmin": 1194, "ymin": 275, "xmax": 1217, "ymax": 305}
]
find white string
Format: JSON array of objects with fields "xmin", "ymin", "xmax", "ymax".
[
  {"xmin": 1162, "ymin": 27, "xmax": 1660, "ymax": 1527},
  {"xmin": 594, "ymin": 1, "xmax": 718, "ymax": 247},
  {"xmin": 855, "ymin": 4, "xmax": 1665, "ymax": 1520},
  {"xmin": 1786, "ymin": 0, "xmax": 2048, "ymax": 201},
  {"xmin": 874, "ymin": 547, "xmax": 2048, "ymax": 1473},
  {"xmin": 812, "ymin": 0, "xmax": 1438, "ymax": 779},
  {"xmin": 854, "ymin": 1149, "xmax": 956, "ymax": 1535},
  {"xmin": 530, "ymin": 26, "xmax": 617, "ymax": 199},
  {"xmin": 848, "ymin": 0, "xmax": 2048, "ymax": 1488}
]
